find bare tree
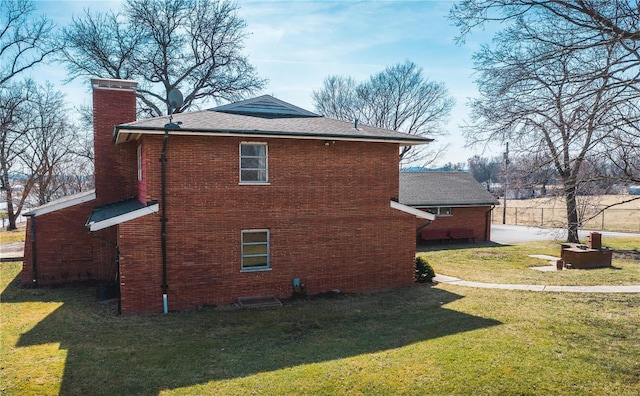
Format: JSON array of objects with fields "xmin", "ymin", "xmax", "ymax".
[
  {"xmin": 25, "ymin": 83, "xmax": 81, "ymax": 206},
  {"xmin": 0, "ymin": 83, "xmax": 30, "ymax": 230},
  {"xmin": 312, "ymin": 76, "xmax": 358, "ymax": 122},
  {"xmin": 312, "ymin": 60, "xmax": 455, "ymax": 165},
  {"xmin": 61, "ymin": 0, "xmax": 266, "ymax": 117},
  {"xmin": 0, "ymin": 0, "xmax": 59, "ymax": 86},
  {"xmin": 467, "ymin": 155, "xmax": 502, "ymax": 189},
  {"xmin": 0, "ymin": 81, "xmax": 79, "ymax": 230},
  {"xmin": 451, "ymin": 1, "xmax": 640, "ymax": 56},
  {"xmin": 602, "ymin": 122, "xmax": 640, "ymax": 184},
  {"xmin": 452, "ymin": 1, "xmax": 640, "ymax": 242},
  {"xmin": 466, "ymin": 29, "xmax": 640, "ymax": 241},
  {"xmin": 440, "ymin": 162, "xmax": 467, "ymax": 171}
]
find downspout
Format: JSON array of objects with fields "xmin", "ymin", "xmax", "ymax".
[
  {"xmin": 160, "ymin": 90, "xmax": 183, "ymax": 314},
  {"xmin": 416, "ymin": 215, "xmax": 433, "ymax": 243},
  {"xmin": 416, "ymin": 220, "xmax": 433, "ymax": 234},
  {"xmin": 160, "ymin": 118, "xmax": 181, "ymax": 314},
  {"xmin": 115, "ymin": 244, "xmax": 121, "ymax": 315},
  {"xmin": 27, "ymin": 214, "xmax": 37, "ymax": 285},
  {"xmin": 485, "ymin": 205, "xmax": 496, "ymax": 242},
  {"xmin": 160, "ymin": 129, "xmax": 169, "ymax": 314}
]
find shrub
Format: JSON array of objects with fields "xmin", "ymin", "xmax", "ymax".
[{"xmin": 415, "ymin": 256, "xmax": 435, "ymax": 283}]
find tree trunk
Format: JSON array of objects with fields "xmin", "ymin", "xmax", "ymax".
[
  {"xmin": 4, "ymin": 187, "xmax": 17, "ymax": 231},
  {"xmin": 565, "ymin": 185, "xmax": 580, "ymax": 243}
]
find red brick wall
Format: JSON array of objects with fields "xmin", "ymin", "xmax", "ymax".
[
  {"xmin": 93, "ymin": 86, "xmax": 138, "ymax": 205},
  {"xmin": 118, "ymin": 136, "xmax": 416, "ymax": 314},
  {"xmin": 416, "ymin": 206, "xmax": 494, "ymax": 242},
  {"xmin": 21, "ymin": 202, "xmax": 117, "ymax": 286},
  {"xmin": 21, "ymin": 82, "xmax": 138, "ymax": 287}
]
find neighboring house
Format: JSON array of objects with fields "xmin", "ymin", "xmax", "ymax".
[
  {"xmin": 22, "ymin": 78, "xmax": 433, "ymax": 314},
  {"xmin": 399, "ymin": 171, "xmax": 499, "ymax": 243}
]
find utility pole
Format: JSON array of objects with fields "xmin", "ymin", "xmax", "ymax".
[{"xmin": 502, "ymin": 142, "xmax": 509, "ymax": 224}]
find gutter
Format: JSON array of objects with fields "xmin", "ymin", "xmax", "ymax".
[
  {"xmin": 411, "ymin": 202, "xmax": 499, "ymax": 208},
  {"xmin": 485, "ymin": 205, "xmax": 496, "ymax": 241},
  {"xmin": 114, "ymin": 125, "xmax": 433, "ymax": 146}
]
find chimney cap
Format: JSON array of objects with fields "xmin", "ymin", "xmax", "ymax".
[{"xmin": 91, "ymin": 78, "xmax": 137, "ymax": 91}]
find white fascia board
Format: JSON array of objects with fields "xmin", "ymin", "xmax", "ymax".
[
  {"xmin": 115, "ymin": 129, "xmax": 431, "ymax": 146},
  {"xmin": 24, "ymin": 190, "xmax": 96, "ymax": 217},
  {"xmin": 88, "ymin": 203, "xmax": 159, "ymax": 231},
  {"xmin": 391, "ymin": 201, "xmax": 436, "ymax": 220}
]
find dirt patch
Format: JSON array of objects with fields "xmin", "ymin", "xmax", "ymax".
[{"xmin": 614, "ymin": 250, "xmax": 640, "ymax": 261}]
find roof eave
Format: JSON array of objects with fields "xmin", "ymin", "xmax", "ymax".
[
  {"xmin": 24, "ymin": 190, "xmax": 96, "ymax": 217},
  {"xmin": 86, "ymin": 201, "xmax": 159, "ymax": 231},
  {"xmin": 391, "ymin": 201, "xmax": 436, "ymax": 220},
  {"xmin": 408, "ymin": 202, "xmax": 499, "ymax": 208},
  {"xmin": 114, "ymin": 125, "xmax": 434, "ymax": 146}
]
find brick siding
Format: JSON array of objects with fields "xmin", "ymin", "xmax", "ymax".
[
  {"xmin": 92, "ymin": 86, "xmax": 138, "ymax": 206},
  {"xmin": 21, "ymin": 84, "xmax": 137, "ymax": 287},
  {"xmin": 119, "ymin": 136, "xmax": 416, "ymax": 314},
  {"xmin": 417, "ymin": 206, "xmax": 494, "ymax": 242},
  {"xmin": 21, "ymin": 202, "xmax": 117, "ymax": 286},
  {"xmin": 22, "ymin": 81, "xmax": 418, "ymax": 314}
]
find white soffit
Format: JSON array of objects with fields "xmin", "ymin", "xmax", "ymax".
[
  {"xmin": 24, "ymin": 190, "xmax": 96, "ymax": 217},
  {"xmin": 390, "ymin": 201, "xmax": 436, "ymax": 220}
]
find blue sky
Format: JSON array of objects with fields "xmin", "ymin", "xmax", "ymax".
[{"xmin": 30, "ymin": 0, "xmax": 502, "ymax": 165}]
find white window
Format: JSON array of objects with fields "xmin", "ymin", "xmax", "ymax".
[
  {"xmin": 137, "ymin": 143, "xmax": 143, "ymax": 181},
  {"xmin": 240, "ymin": 143, "xmax": 268, "ymax": 183},
  {"xmin": 426, "ymin": 207, "xmax": 452, "ymax": 216},
  {"xmin": 241, "ymin": 230, "xmax": 270, "ymax": 271}
]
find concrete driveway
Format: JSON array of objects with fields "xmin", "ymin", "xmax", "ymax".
[{"xmin": 491, "ymin": 224, "xmax": 640, "ymax": 244}]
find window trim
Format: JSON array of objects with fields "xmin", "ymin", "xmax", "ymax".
[
  {"xmin": 239, "ymin": 142, "xmax": 269, "ymax": 184},
  {"xmin": 241, "ymin": 229, "xmax": 271, "ymax": 272}
]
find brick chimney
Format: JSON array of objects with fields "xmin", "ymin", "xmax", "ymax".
[{"xmin": 91, "ymin": 78, "xmax": 138, "ymax": 205}]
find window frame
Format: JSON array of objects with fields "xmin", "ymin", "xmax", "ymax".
[
  {"xmin": 241, "ymin": 229, "xmax": 270, "ymax": 272},
  {"xmin": 239, "ymin": 142, "xmax": 268, "ymax": 184},
  {"xmin": 425, "ymin": 206, "xmax": 453, "ymax": 216}
]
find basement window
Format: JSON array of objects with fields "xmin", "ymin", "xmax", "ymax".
[
  {"xmin": 241, "ymin": 230, "xmax": 270, "ymax": 271},
  {"xmin": 240, "ymin": 142, "xmax": 268, "ymax": 183}
]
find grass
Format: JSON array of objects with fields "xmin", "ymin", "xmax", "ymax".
[
  {"xmin": 0, "ymin": 223, "xmax": 26, "ymax": 244},
  {"xmin": 418, "ymin": 238, "xmax": 640, "ymax": 286},
  {"xmin": 2, "ymin": 241, "xmax": 640, "ymax": 395}
]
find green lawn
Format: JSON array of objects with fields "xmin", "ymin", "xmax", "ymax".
[
  {"xmin": 0, "ymin": 224, "xmax": 26, "ymax": 244},
  {"xmin": 418, "ymin": 238, "xmax": 640, "ymax": 286},
  {"xmin": 1, "ymin": 241, "xmax": 639, "ymax": 395}
]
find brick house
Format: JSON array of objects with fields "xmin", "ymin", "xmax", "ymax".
[
  {"xmin": 399, "ymin": 171, "xmax": 499, "ymax": 243},
  {"xmin": 22, "ymin": 78, "xmax": 433, "ymax": 314}
]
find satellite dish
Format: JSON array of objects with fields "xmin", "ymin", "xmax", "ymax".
[{"xmin": 168, "ymin": 89, "xmax": 183, "ymax": 113}]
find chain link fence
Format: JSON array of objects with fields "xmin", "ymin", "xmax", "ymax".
[{"xmin": 493, "ymin": 206, "xmax": 640, "ymax": 233}]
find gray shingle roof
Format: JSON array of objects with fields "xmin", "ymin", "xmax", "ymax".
[
  {"xmin": 399, "ymin": 171, "xmax": 499, "ymax": 207},
  {"xmin": 114, "ymin": 95, "xmax": 433, "ymax": 145},
  {"xmin": 85, "ymin": 197, "xmax": 159, "ymax": 231},
  {"xmin": 87, "ymin": 198, "xmax": 146, "ymax": 224},
  {"xmin": 213, "ymin": 95, "xmax": 320, "ymax": 118}
]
